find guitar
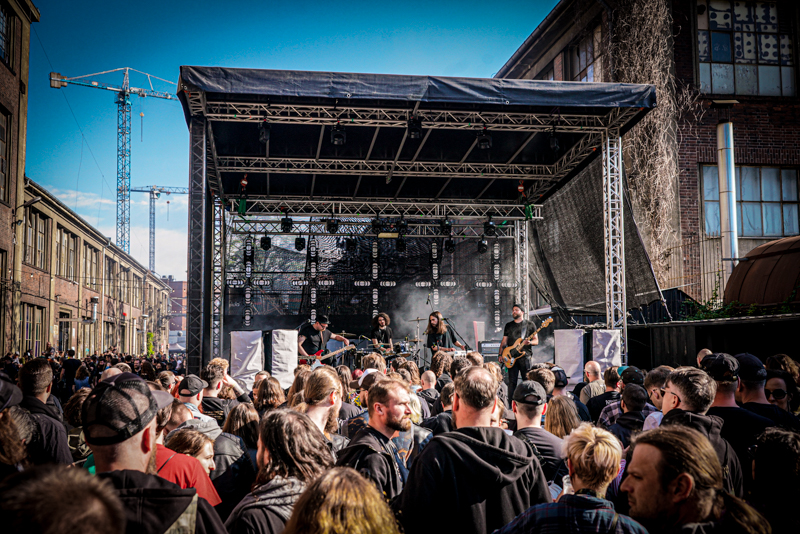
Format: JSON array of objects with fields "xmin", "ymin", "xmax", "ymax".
[
  {"xmin": 500, "ymin": 318, "xmax": 553, "ymax": 369},
  {"xmin": 301, "ymin": 345, "xmax": 356, "ymax": 369}
]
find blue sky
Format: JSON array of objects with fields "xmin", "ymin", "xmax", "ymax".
[{"xmin": 26, "ymin": 0, "xmax": 558, "ymax": 278}]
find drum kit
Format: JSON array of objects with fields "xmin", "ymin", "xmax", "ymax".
[{"xmin": 330, "ymin": 316, "xmax": 429, "ymax": 367}]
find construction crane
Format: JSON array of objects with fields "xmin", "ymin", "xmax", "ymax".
[
  {"xmin": 130, "ymin": 186, "xmax": 189, "ymax": 272},
  {"xmin": 50, "ymin": 68, "xmax": 179, "ymax": 254}
]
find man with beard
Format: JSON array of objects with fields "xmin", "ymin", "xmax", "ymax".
[
  {"xmin": 83, "ymin": 372, "xmax": 226, "ymax": 533},
  {"xmin": 335, "ymin": 378, "xmax": 410, "ymax": 500},
  {"xmin": 498, "ymin": 304, "xmax": 539, "ymax": 390},
  {"xmin": 370, "ymin": 312, "xmax": 394, "ymax": 355}
]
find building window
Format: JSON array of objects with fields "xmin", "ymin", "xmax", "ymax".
[
  {"xmin": 133, "ymin": 276, "xmax": 142, "ymax": 308},
  {"xmin": 697, "ymin": 1, "xmax": 795, "ymax": 96},
  {"xmin": 0, "ymin": 112, "xmax": 9, "ymax": 202},
  {"xmin": 535, "ymin": 65, "xmax": 555, "ymax": 81},
  {"xmin": 570, "ymin": 26, "xmax": 602, "ymax": 82},
  {"xmin": 24, "ymin": 209, "xmax": 48, "ymax": 270},
  {"xmin": 703, "ymin": 165, "xmax": 799, "ymax": 237},
  {"xmin": 22, "ymin": 304, "xmax": 45, "ymax": 357},
  {"xmin": 55, "ymin": 227, "xmax": 78, "ymax": 281},
  {"xmin": 0, "ymin": 6, "xmax": 14, "ymax": 69}
]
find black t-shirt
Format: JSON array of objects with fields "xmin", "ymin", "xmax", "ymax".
[
  {"xmin": 514, "ymin": 426, "xmax": 567, "ymax": 483},
  {"xmin": 62, "ymin": 359, "xmax": 82, "ymax": 385},
  {"xmin": 299, "ymin": 324, "xmax": 332, "ymax": 356},
  {"xmin": 426, "ymin": 329, "xmax": 456, "ymax": 351},
  {"xmin": 371, "ymin": 327, "xmax": 393, "ymax": 346},
  {"xmin": 587, "ymin": 391, "xmax": 620, "ymax": 423},
  {"xmin": 503, "ymin": 320, "xmax": 537, "ymax": 356},
  {"xmin": 742, "ymin": 402, "xmax": 800, "ymax": 432}
]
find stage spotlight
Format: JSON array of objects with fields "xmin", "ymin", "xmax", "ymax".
[
  {"xmin": 484, "ymin": 215, "xmax": 496, "ymax": 237},
  {"xmin": 477, "ymin": 237, "xmax": 489, "ymax": 254},
  {"xmin": 326, "ymin": 218, "xmax": 339, "ymax": 234},
  {"xmin": 295, "ymin": 236, "xmax": 306, "ymax": 251},
  {"xmin": 258, "ymin": 121, "xmax": 270, "ymax": 144},
  {"xmin": 371, "ymin": 218, "xmax": 383, "ymax": 234},
  {"xmin": 398, "ymin": 217, "xmax": 408, "ymax": 234},
  {"xmin": 408, "ymin": 117, "xmax": 423, "ymax": 139},
  {"xmin": 477, "ymin": 127, "xmax": 492, "ymax": 150},
  {"xmin": 445, "ymin": 238, "xmax": 456, "ymax": 253},
  {"xmin": 281, "ymin": 216, "xmax": 293, "ymax": 233},
  {"xmin": 396, "ymin": 236, "xmax": 407, "ymax": 252},
  {"xmin": 549, "ymin": 127, "xmax": 559, "ymax": 152},
  {"xmin": 439, "ymin": 218, "xmax": 452, "ymax": 235},
  {"xmin": 345, "ymin": 238, "xmax": 357, "ymax": 252},
  {"xmin": 260, "ymin": 236, "xmax": 272, "ymax": 251},
  {"xmin": 331, "ymin": 122, "xmax": 346, "ymax": 146}
]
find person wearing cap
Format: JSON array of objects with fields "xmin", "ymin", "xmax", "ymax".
[
  {"xmin": 83, "ymin": 372, "xmax": 226, "ymax": 533},
  {"xmin": 550, "ymin": 366, "xmax": 591, "ymax": 422},
  {"xmin": 498, "ymin": 304, "xmax": 539, "ymax": 392},
  {"xmin": 704, "ymin": 353, "xmax": 773, "ymax": 495},
  {"xmin": 178, "ymin": 374, "xmax": 216, "ymax": 423},
  {"xmin": 0, "ymin": 372, "xmax": 27, "ymax": 481},
  {"xmin": 659, "ymin": 366, "xmax": 743, "ymax": 497},
  {"xmin": 511, "ymin": 380, "xmax": 568, "ymax": 484},
  {"xmin": 597, "ymin": 367, "xmax": 658, "ymax": 428},
  {"xmin": 735, "ymin": 353, "xmax": 800, "ymax": 432},
  {"xmin": 297, "ymin": 315, "xmax": 350, "ymax": 366}
]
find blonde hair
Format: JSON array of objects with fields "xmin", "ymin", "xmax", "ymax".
[
  {"xmin": 408, "ymin": 393, "xmax": 423, "ymax": 424},
  {"xmin": 209, "ymin": 357, "xmax": 229, "ymax": 372},
  {"xmin": 562, "ymin": 423, "xmax": 622, "ymax": 497},
  {"xmin": 544, "ymin": 395, "xmax": 581, "ymax": 439}
]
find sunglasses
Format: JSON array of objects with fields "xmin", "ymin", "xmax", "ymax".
[
  {"xmin": 660, "ymin": 387, "xmax": 682, "ymax": 404},
  {"xmin": 765, "ymin": 388, "xmax": 788, "ymax": 400}
]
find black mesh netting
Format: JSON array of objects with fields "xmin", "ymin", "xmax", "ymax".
[{"xmin": 527, "ymin": 158, "xmax": 661, "ymax": 314}]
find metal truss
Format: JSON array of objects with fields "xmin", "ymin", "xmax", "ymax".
[
  {"xmin": 238, "ymin": 198, "xmax": 539, "ymax": 220},
  {"xmin": 514, "ymin": 220, "xmax": 531, "ymax": 313},
  {"xmin": 217, "ymin": 156, "xmax": 553, "ymax": 180},
  {"xmin": 602, "ymin": 130, "xmax": 627, "ymax": 361},
  {"xmin": 229, "ymin": 220, "xmax": 518, "ymax": 239},
  {"xmin": 205, "ymin": 101, "xmax": 615, "ymax": 133},
  {"xmin": 211, "ymin": 196, "xmax": 225, "ymax": 359},
  {"xmin": 186, "ymin": 117, "xmax": 208, "ymax": 375},
  {"xmin": 206, "ymin": 122, "xmax": 224, "ymax": 196},
  {"xmin": 116, "ymin": 92, "xmax": 132, "ymax": 253}
]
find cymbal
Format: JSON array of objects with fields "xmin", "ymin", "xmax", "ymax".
[
  {"xmin": 407, "ymin": 317, "xmax": 427, "ymax": 322},
  {"xmin": 406, "ymin": 338, "xmax": 422, "ymax": 343},
  {"xmin": 335, "ymin": 332, "xmax": 357, "ymax": 338}
]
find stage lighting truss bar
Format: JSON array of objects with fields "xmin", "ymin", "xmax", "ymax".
[
  {"xmin": 217, "ymin": 156, "xmax": 553, "ymax": 180},
  {"xmin": 205, "ymin": 101, "xmax": 617, "ymax": 133},
  {"xmin": 237, "ymin": 199, "xmax": 539, "ymax": 220},
  {"xmin": 229, "ymin": 220, "xmax": 518, "ymax": 239}
]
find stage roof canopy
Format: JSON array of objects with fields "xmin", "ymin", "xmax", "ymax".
[{"xmin": 177, "ymin": 67, "xmax": 655, "ymax": 205}]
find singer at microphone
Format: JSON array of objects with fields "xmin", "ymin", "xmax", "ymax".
[{"xmin": 370, "ymin": 312, "xmax": 394, "ymax": 354}]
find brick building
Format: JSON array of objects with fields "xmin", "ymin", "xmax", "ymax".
[
  {"xmin": 162, "ymin": 275, "xmax": 186, "ymax": 350},
  {"xmin": 14, "ymin": 179, "xmax": 171, "ymax": 357},
  {"xmin": 497, "ymin": 0, "xmax": 799, "ymax": 302}
]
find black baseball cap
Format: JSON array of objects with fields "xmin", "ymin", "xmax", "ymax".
[
  {"xmin": 178, "ymin": 374, "xmax": 208, "ymax": 396},
  {"xmin": 621, "ymin": 366, "xmax": 645, "ymax": 386},
  {"xmin": 0, "ymin": 371, "xmax": 22, "ymax": 411},
  {"xmin": 512, "ymin": 304, "xmax": 525, "ymax": 312},
  {"xmin": 551, "ymin": 367, "xmax": 569, "ymax": 388},
  {"xmin": 701, "ymin": 353, "xmax": 739, "ymax": 382},
  {"xmin": 734, "ymin": 353, "xmax": 767, "ymax": 381},
  {"xmin": 82, "ymin": 372, "xmax": 174, "ymax": 446},
  {"xmin": 316, "ymin": 315, "xmax": 331, "ymax": 325},
  {"xmin": 512, "ymin": 380, "xmax": 546, "ymax": 406}
]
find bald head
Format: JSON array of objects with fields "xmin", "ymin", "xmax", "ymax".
[
  {"xmin": 100, "ymin": 367, "xmax": 122, "ymax": 382},
  {"xmin": 421, "ymin": 371, "xmax": 436, "ymax": 389},
  {"xmin": 455, "ymin": 367, "xmax": 498, "ymax": 411},
  {"xmin": 585, "ymin": 361, "xmax": 601, "ymax": 380}
]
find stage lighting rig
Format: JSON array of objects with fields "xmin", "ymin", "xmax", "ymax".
[
  {"xmin": 295, "ymin": 237, "xmax": 306, "ymax": 251},
  {"xmin": 439, "ymin": 218, "xmax": 452, "ymax": 235},
  {"xmin": 281, "ymin": 215, "xmax": 293, "ymax": 233},
  {"xmin": 260, "ymin": 236, "xmax": 272, "ymax": 251},
  {"xmin": 549, "ymin": 124, "xmax": 559, "ymax": 152},
  {"xmin": 477, "ymin": 126, "xmax": 492, "ymax": 150},
  {"xmin": 258, "ymin": 121, "xmax": 270, "ymax": 144},
  {"xmin": 371, "ymin": 218, "xmax": 383, "ymax": 234},
  {"xmin": 477, "ymin": 237, "xmax": 489, "ymax": 254},
  {"xmin": 408, "ymin": 117, "xmax": 423, "ymax": 139},
  {"xmin": 397, "ymin": 217, "xmax": 408, "ymax": 234},
  {"xmin": 326, "ymin": 218, "xmax": 339, "ymax": 234},
  {"xmin": 484, "ymin": 215, "xmax": 496, "ymax": 237},
  {"xmin": 445, "ymin": 238, "xmax": 456, "ymax": 253},
  {"xmin": 331, "ymin": 122, "xmax": 346, "ymax": 146}
]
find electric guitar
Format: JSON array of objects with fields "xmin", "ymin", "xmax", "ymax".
[
  {"xmin": 301, "ymin": 345, "xmax": 356, "ymax": 369},
  {"xmin": 500, "ymin": 317, "xmax": 553, "ymax": 369}
]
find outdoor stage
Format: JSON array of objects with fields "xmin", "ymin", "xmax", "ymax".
[{"xmin": 176, "ymin": 67, "xmax": 660, "ymax": 374}]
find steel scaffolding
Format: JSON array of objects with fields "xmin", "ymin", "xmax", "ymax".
[{"xmin": 602, "ymin": 131, "xmax": 627, "ymax": 361}]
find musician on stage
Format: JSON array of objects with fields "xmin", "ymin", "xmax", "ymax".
[
  {"xmin": 370, "ymin": 312, "xmax": 394, "ymax": 354},
  {"xmin": 425, "ymin": 311, "xmax": 465, "ymax": 353},
  {"xmin": 498, "ymin": 304, "xmax": 539, "ymax": 389},
  {"xmin": 298, "ymin": 315, "xmax": 350, "ymax": 366}
]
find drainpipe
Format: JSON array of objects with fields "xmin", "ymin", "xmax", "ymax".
[{"xmin": 717, "ymin": 119, "xmax": 739, "ymax": 280}]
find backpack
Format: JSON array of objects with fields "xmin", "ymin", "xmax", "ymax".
[{"xmin": 163, "ymin": 493, "xmax": 197, "ymax": 534}]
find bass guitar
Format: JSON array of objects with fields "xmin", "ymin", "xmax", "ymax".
[
  {"xmin": 302, "ymin": 345, "xmax": 356, "ymax": 369},
  {"xmin": 500, "ymin": 317, "xmax": 553, "ymax": 369}
]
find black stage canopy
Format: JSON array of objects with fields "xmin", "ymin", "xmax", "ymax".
[{"xmin": 178, "ymin": 67, "xmax": 656, "ymax": 203}]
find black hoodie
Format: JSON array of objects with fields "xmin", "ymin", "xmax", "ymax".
[
  {"xmin": 19, "ymin": 395, "xmax": 72, "ymax": 466},
  {"xmin": 660, "ymin": 409, "xmax": 743, "ymax": 498},
  {"xmin": 394, "ymin": 426, "xmax": 550, "ymax": 534},
  {"xmin": 607, "ymin": 411, "xmax": 646, "ymax": 449},
  {"xmin": 97, "ymin": 469, "xmax": 226, "ymax": 534},
  {"xmin": 336, "ymin": 426, "xmax": 404, "ymax": 500},
  {"xmin": 225, "ymin": 476, "xmax": 306, "ymax": 534}
]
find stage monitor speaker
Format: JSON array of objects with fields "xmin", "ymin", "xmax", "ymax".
[
  {"xmin": 592, "ymin": 329, "xmax": 622, "ymax": 369},
  {"xmin": 479, "ymin": 340, "xmax": 502, "ymax": 357},
  {"xmin": 555, "ymin": 329, "xmax": 585, "ymax": 391},
  {"xmin": 263, "ymin": 329, "xmax": 298, "ymax": 389},
  {"xmin": 230, "ymin": 331, "xmax": 264, "ymax": 392}
]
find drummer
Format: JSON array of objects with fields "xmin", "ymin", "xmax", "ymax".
[{"xmin": 370, "ymin": 312, "xmax": 394, "ymax": 354}]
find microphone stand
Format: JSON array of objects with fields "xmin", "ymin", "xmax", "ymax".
[{"xmin": 442, "ymin": 317, "xmax": 471, "ymax": 353}]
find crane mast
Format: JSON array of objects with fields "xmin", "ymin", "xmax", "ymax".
[{"xmin": 130, "ymin": 186, "xmax": 189, "ymax": 272}]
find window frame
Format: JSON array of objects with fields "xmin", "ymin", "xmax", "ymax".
[{"xmin": 0, "ymin": 4, "xmax": 15, "ymax": 71}]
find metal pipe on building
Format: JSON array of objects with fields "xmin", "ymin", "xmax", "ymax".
[{"xmin": 717, "ymin": 120, "xmax": 739, "ymax": 279}]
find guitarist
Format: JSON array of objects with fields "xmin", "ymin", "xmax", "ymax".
[
  {"xmin": 370, "ymin": 312, "xmax": 394, "ymax": 355},
  {"xmin": 498, "ymin": 304, "xmax": 539, "ymax": 390},
  {"xmin": 298, "ymin": 315, "xmax": 350, "ymax": 366}
]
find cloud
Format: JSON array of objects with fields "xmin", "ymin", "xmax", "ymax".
[{"xmin": 45, "ymin": 186, "xmax": 116, "ymax": 209}]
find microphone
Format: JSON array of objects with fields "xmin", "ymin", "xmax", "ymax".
[{"xmin": 426, "ymin": 293, "xmax": 430, "ymax": 305}]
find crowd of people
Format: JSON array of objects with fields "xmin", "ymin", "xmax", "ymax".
[{"xmin": 0, "ymin": 346, "xmax": 798, "ymax": 534}]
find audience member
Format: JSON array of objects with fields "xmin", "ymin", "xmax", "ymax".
[
  {"xmin": 420, "ymin": 381, "xmax": 455, "ymax": 435},
  {"xmin": 497, "ymin": 423, "xmax": 647, "ymax": 534},
  {"xmin": 511, "ymin": 380, "xmax": 567, "ymax": 484},
  {"xmin": 335, "ymin": 365, "xmax": 361, "ymax": 419},
  {"xmin": 544, "ymin": 395, "xmax": 581, "ymax": 439},
  {"xmin": 749, "ymin": 427, "xmax": 800, "ymax": 533},
  {"xmin": 621, "ymin": 426, "xmax": 768, "ymax": 534},
  {"xmin": 587, "ymin": 367, "xmax": 620, "ymax": 422},
  {"xmin": 200, "ymin": 363, "xmax": 250, "ymax": 427},
  {"xmin": 0, "ymin": 373, "xmax": 27, "ymax": 480},
  {"xmin": 17, "ymin": 359, "xmax": 71, "ymax": 465},
  {"xmin": 597, "ymin": 367, "xmax": 657, "ymax": 428},
  {"xmin": 222, "ymin": 403, "xmax": 260, "ymax": 471},
  {"xmin": 295, "ymin": 367, "xmax": 349, "ymax": 457},
  {"xmin": 550, "ymin": 366, "xmax": 591, "ymax": 421},
  {"xmin": 286, "ymin": 369, "xmax": 311, "ymax": 408},
  {"xmin": 765, "ymin": 369, "xmax": 796, "ymax": 413},
  {"xmin": 63, "ymin": 388, "xmax": 91, "ymax": 463},
  {"xmin": 255, "ymin": 377, "xmax": 286, "ymax": 417},
  {"xmin": 225, "ymin": 409, "xmax": 334, "ymax": 534},
  {"xmin": 165, "ymin": 428, "xmax": 217, "ymax": 476},
  {"xmin": 395, "ymin": 366, "xmax": 550, "ymax": 534},
  {"xmin": 177, "ymin": 374, "xmax": 215, "ymax": 422},
  {"xmin": 607, "ymin": 384, "xmax": 647, "ymax": 448},
  {"xmin": 431, "ymin": 351, "xmax": 454, "ymax": 392},
  {"xmin": 579, "ymin": 361, "xmax": 604, "ymax": 404},
  {"xmin": 417, "ymin": 370, "xmax": 439, "ymax": 410},
  {"xmin": 735, "ymin": 353, "xmax": 800, "ymax": 431},
  {"xmin": 642, "ymin": 365, "xmax": 673, "ymax": 430}
]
